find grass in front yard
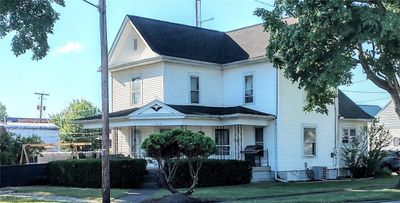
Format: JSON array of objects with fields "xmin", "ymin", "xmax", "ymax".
[
  {"xmin": 0, "ymin": 196, "xmax": 47, "ymax": 202},
  {"xmin": 152, "ymin": 176, "xmax": 400, "ymax": 202},
  {"xmin": 11, "ymin": 186, "xmax": 129, "ymax": 200}
]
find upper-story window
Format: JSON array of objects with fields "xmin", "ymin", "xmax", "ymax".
[
  {"xmin": 131, "ymin": 78, "xmax": 141, "ymax": 105},
  {"xmin": 133, "ymin": 39, "xmax": 138, "ymax": 51},
  {"xmin": 190, "ymin": 76, "xmax": 199, "ymax": 104},
  {"xmin": 244, "ymin": 75, "xmax": 253, "ymax": 103}
]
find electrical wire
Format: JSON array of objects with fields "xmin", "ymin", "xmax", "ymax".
[
  {"xmin": 341, "ymin": 90, "xmax": 387, "ymax": 94},
  {"xmin": 356, "ymin": 97, "xmax": 391, "ymax": 103}
]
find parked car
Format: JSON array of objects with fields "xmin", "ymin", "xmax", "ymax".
[{"xmin": 381, "ymin": 151, "xmax": 400, "ymax": 173}]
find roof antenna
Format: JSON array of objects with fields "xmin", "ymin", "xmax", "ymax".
[{"xmin": 195, "ymin": 0, "xmax": 214, "ymax": 28}]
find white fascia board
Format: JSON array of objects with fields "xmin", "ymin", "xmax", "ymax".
[
  {"xmin": 128, "ymin": 100, "xmax": 184, "ymax": 117},
  {"xmin": 222, "ymin": 57, "xmax": 268, "ymax": 69},
  {"xmin": 109, "ymin": 56, "xmax": 163, "ymax": 71},
  {"xmin": 339, "ymin": 118, "xmax": 372, "ymax": 122}
]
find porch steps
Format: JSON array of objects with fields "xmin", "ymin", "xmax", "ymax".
[
  {"xmin": 252, "ymin": 166, "xmax": 274, "ymax": 182},
  {"xmin": 142, "ymin": 169, "xmax": 161, "ymax": 189}
]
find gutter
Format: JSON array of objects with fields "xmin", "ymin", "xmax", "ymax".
[{"xmin": 274, "ymin": 68, "xmax": 287, "ymax": 183}]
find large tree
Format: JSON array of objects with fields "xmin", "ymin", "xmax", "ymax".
[
  {"xmin": 255, "ymin": 0, "xmax": 400, "ymax": 115},
  {"xmin": 0, "ymin": 101, "xmax": 7, "ymax": 121},
  {"xmin": 50, "ymin": 99, "xmax": 101, "ymax": 146},
  {"xmin": 0, "ymin": 0, "xmax": 65, "ymax": 60}
]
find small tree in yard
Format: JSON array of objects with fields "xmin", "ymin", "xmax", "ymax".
[
  {"xmin": 342, "ymin": 119, "xmax": 392, "ymax": 178},
  {"xmin": 176, "ymin": 131, "xmax": 217, "ymax": 195},
  {"xmin": 141, "ymin": 129, "xmax": 181, "ymax": 194},
  {"xmin": 141, "ymin": 128, "xmax": 216, "ymax": 196}
]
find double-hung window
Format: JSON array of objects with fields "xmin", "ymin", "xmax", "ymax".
[
  {"xmin": 342, "ymin": 128, "xmax": 356, "ymax": 144},
  {"xmin": 244, "ymin": 75, "xmax": 253, "ymax": 103},
  {"xmin": 303, "ymin": 127, "xmax": 316, "ymax": 157},
  {"xmin": 190, "ymin": 76, "xmax": 199, "ymax": 103},
  {"xmin": 215, "ymin": 129, "xmax": 230, "ymax": 156},
  {"xmin": 131, "ymin": 78, "xmax": 141, "ymax": 106}
]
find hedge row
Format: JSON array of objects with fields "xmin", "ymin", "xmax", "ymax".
[
  {"xmin": 48, "ymin": 159, "xmax": 146, "ymax": 188},
  {"xmin": 170, "ymin": 159, "xmax": 252, "ymax": 188}
]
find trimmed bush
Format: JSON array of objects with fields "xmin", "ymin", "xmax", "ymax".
[
  {"xmin": 48, "ymin": 159, "xmax": 146, "ymax": 188},
  {"xmin": 169, "ymin": 159, "xmax": 252, "ymax": 188}
]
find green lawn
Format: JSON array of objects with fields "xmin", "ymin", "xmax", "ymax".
[
  {"xmin": 9, "ymin": 186, "xmax": 130, "ymax": 201},
  {"xmin": 153, "ymin": 176, "xmax": 400, "ymax": 202},
  {"xmin": 0, "ymin": 196, "xmax": 48, "ymax": 202}
]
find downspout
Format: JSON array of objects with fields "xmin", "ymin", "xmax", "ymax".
[
  {"xmin": 334, "ymin": 93, "xmax": 340, "ymax": 176},
  {"xmin": 274, "ymin": 69, "xmax": 287, "ymax": 183}
]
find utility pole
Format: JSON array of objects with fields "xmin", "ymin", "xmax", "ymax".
[
  {"xmin": 82, "ymin": 0, "xmax": 110, "ymax": 202},
  {"xmin": 34, "ymin": 92, "xmax": 49, "ymax": 123}
]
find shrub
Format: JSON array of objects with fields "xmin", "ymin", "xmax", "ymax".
[
  {"xmin": 170, "ymin": 159, "xmax": 252, "ymax": 188},
  {"xmin": 48, "ymin": 159, "xmax": 146, "ymax": 188},
  {"xmin": 0, "ymin": 132, "xmax": 43, "ymax": 165},
  {"xmin": 374, "ymin": 167, "xmax": 392, "ymax": 178}
]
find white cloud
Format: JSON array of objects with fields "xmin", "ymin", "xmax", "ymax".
[{"xmin": 56, "ymin": 42, "xmax": 83, "ymax": 54}]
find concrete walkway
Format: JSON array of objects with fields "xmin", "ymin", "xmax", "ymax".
[{"xmin": 114, "ymin": 188, "xmax": 157, "ymax": 203}]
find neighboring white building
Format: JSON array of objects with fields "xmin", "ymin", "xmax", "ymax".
[
  {"xmin": 1, "ymin": 118, "xmax": 59, "ymax": 144},
  {"xmin": 376, "ymin": 101, "xmax": 400, "ymax": 151},
  {"xmin": 77, "ymin": 16, "xmax": 372, "ymax": 181}
]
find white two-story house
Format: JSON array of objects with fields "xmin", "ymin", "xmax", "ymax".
[{"xmin": 78, "ymin": 15, "xmax": 372, "ymax": 181}]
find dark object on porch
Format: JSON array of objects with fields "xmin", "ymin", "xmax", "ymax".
[
  {"xmin": 48, "ymin": 159, "xmax": 146, "ymax": 188},
  {"xmin": 242, "ymin": 145, "xmax": 263, "ymax": 167},
  {"xmin": 0, "ymin": 164, "xmax": 48, "ymax": 187}
]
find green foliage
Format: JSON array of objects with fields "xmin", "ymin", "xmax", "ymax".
[
  {"xmin": 141, "ymin": 128, "xmax": 217, "ymax": 195},
  {"xmin": 170, "ymin": 159, "xmax": 252, "ymax": 188},
  {"xmin": 48, "ymin": 159, "xmax": 146, "ymax": 188},
  {"xmin": 255, "ymin": 1, "xmax": 400, "ymax": 114},
  {"xmin": 0, "ymin": 101, "xmax": 7, "ymax": 120},
  {"xmin": 0, "ymin": 132, "xmax": 43, "ymax": 165},
  {"xmin": 50, "ymin": 99, "xmax": 101, "ymax": 150},
  {"xmin": 342, "ymin": 119, "xmax": 392, "ymax": 178},
  {"xmin": 0, "ymin": 0, "xmax": 65, "ymax": 60}
]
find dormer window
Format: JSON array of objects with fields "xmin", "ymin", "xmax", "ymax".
[{"xmin": 133, "ymin": 39, "xmax": 138, "ymax": 51}]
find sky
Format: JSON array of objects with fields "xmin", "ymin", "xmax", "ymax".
[{"xmin": 0, "ymin": 0, "xmax": 391, "ymax": 119}]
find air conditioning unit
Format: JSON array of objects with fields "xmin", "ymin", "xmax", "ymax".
[{"xmin": 312, "ymin": 166, "xmax": 328, "ymax": 180}]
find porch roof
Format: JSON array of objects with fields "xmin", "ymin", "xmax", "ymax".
[{"xmin": 78, "ymin": 104, "xmax": 274, "ymax": 121}]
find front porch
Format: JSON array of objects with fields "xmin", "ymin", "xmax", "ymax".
[
  {"xmin": 78, "ymin": 100, "xmax": 275, "ymax": 168},
  {"xmin": 110, "ymin": 124, "xmax": 271, "ymax": 168}
]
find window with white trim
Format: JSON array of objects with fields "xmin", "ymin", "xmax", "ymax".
[
  {"xmin": 342, "ymin": 128, "xmax": 356, "ymax": 144},
  {"xmin": 244, "ymin": 75, "xmax": 253, "ymax": 103},
  {"xmin": 131, "ymin": 78, "xmax": 141, "ymax": 105},
  {"xmin": 304, "ymin": 127, "xmax": 316, "ymax": 157},
  {"xmin": 215, "ymin": 129, "xmax": 229, "ymax": 156},
  {"xmin": 190, "ymin": 76, "xmax": 199, "ymax": 103}
]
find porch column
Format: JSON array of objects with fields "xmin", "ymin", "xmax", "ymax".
[{"xmin": 233, "ymin": 125, "xmax": 243, "ymax": 160}]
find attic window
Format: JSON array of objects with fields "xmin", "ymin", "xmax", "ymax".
[{"xmin": 133, "ymin": 39, "xmax": 138, "ymax": 51}]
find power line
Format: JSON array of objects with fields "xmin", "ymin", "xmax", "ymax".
[
  {"xmin": 352, "ymin": 79, "xmax": 368, "ymax": 84},
  {"xmin": 356, "ymin": 97, "xmax": 390, "ymax": 103}
]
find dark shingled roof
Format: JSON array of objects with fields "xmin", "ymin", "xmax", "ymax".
[
  {"xmin": 77, "ymin": 108, "xmax": 140, "ymax": 121},
  {"xmin": 128, "ymin": 15, "xmax": 249, "ymax": 64},
  {"xmin": 78, "ymin": 104, "xmax": 273, "ymax": 121},
  {"xmin": 166, "ymin": 104, "xmax": 273, "ymax": 117},
  {"xmin": 338, "ymin": 90, "xmax": 373, "ymax": 119}
]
